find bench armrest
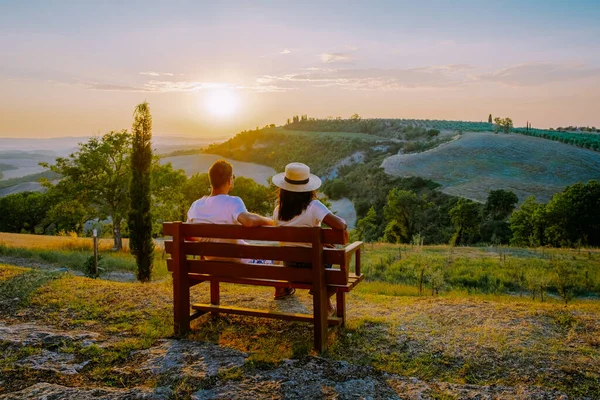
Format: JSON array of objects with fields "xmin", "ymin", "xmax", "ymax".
[{"xmin": 344, "ymin": 241, "xmax": 363, "ymax": 275}]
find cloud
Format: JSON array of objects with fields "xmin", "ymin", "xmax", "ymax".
[
  {"xmin": 279, "ymin": 48, "xmax": 292, "ymax": 55},
  {"xmin": 86, "ymin": 79, "xmax": 293, "ymax": 93},
  {"xmin": 260, "ymin": 65, "xmax": 473, "ymax": 91},
  {"xmin": 478, "ymin": 63, "xmax": 600, "ymax": 86},
  {"xmin": 86, "ymin": 83, "xmax": 153, "ymax": 92},
  {"xmin": 139, "ymin": 71, "xmax": 174, "ymax": 77},
  {"xmin": 320, "ymin": 53, "xmax": 352, "ymax": 64}
]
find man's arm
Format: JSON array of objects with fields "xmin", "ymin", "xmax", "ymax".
[
  {"xmin": 237, "ymin": 212, "xmax": 275, "ymax": 227},
  {"xmin": 323, "ymin": 213, "xmax": 347, "ymax": 231}
]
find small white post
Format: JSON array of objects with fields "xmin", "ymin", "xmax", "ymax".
[{"xmin": 93, "ymin": 229, "xmax": 98, "ymax": 277}]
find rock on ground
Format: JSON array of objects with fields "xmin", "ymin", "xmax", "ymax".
[
  {"xmin": 0, "ymin": 322, "xmax": 569, "ymax": 400},
  {"xmin": 139, "ymin": 339, "xmax": 248, "ymax": 379},
  {"xmin": 0, "ymin": 383, "xmax": 170, "ymax": 400}
]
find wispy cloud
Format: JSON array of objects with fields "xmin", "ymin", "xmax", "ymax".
[
  {"xmin": 85, "ymin": 79, "xmax": 292, "ymax": 93},
  {"xmin": 87, "ymin": 83, "xmax": 153, "ymax": 92},
  {"xmin": 139, "ymin": 71, "xmax": 174, "ymax": 77},
  {"xmin": 260, "ymin": 65, "xmax": 473, "ymax": 91},
  {"xmin": 477, "ymin": 63, "xmax": 600, "ymax": 86},
  {"xmin": 320, "ymin": 53, "xmax": 352, "ymax": 64},
  {"xmin": 279, "ymin": 48, "xmax": 292, "ymax": 55}
]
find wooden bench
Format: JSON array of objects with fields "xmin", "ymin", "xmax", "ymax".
[{"xmin": 163, "ymin": 222, "xmax": 364, "ymax": 352}]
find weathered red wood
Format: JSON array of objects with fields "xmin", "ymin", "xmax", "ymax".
[
  {"xmin": 336, "ymin": 291, "xmax": 346, "ymax": 326},
  {"xmin": 191, "ymin": 303, "xmax": 342, "ymax": 326},
  {"xmin": 163, "ymin": 223, "xmax": 346, "ymax": 245},
  {"xmin": 210, "ymin": 281, "xmax": 220, "ymax": 306},
  {"xmin": 169, "ymin": 222, "xmax": 190, "ymax": 336},
  {"xmin": 165, "ymin": 259, "xmax": 348, "ymax": 285},
  {"xmin": 165, "ymin": 241, "xmax": 347, "ymax": 266},
  {"xmin": 311, "ymin": 227, "xmax": 328, "ymax": 352},
  {"xmin": 163, "ymin": 221, "xmax": 363, "ymax": 352},
  {"xmin": 187, "ymin": 274, "xmax": 314, "ymax": 290}
]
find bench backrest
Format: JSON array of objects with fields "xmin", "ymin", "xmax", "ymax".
[{"xmin": 163, "ymin": 222, "xmax": 352, "ymax": 285}]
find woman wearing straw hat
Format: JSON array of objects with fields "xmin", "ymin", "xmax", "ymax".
[{"xmin": 271, "ymin": 162, "xmax": 348, "ymax": 314}]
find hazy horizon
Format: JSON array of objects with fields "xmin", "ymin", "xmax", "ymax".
[{"xmin": 2, "ymin": 0, "xmax": 600, "ymax": 138}]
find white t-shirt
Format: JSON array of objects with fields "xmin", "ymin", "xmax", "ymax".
[
  {"xmin": 186, "ymin": 195, "xmax": 248, "ymax": 257},
  {"xmin": 273, "ymin": 200, "xmax": 331, "ymax": 228},
  {"xmin": 187, "ymin": 195, "xmax": 247, "ymax": 225},
  {"xmin": 273, "ymin": 200, "xmax": 331, "ymax": 248}
]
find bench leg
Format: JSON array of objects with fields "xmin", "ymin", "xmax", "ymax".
[
  {"xmin": 313, "ymin": 285, "xmax": 329, "ymax": 353},
  {"xmin": 336, "ymin": 291, "xmax": 346, "ymax": 327},
  {"xmin": 210, "ymin": 281, "xmax": 220, "ymax": 317},
  {"xmin": 173, "ymin": 275, "xmax": 190, "ymax": 336}
]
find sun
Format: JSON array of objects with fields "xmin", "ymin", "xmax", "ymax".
[{"xmin": 204, "ymin": 89, "xmax": 239, "ymax": 117}]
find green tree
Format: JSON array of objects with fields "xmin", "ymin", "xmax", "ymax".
[
  {"xmin": 324, "ymin": 179, "xmax": 348, "ymax": 200},
  {"xmin": 449, "ymin": 198, "xmax": 482, "ymax": 245},
  {"xmin": 509, "ymin": 196, "xmax": 546, "ymax": 247},
  {"xmin": 488, "ymin": 114, "xmax": 492, "ymax": 124},
  {"xmin": 151, "ymin": 162, "xmax": 188, "ymax": 232},
  {"xmin": 493, "ymin": 117, "xmax": 513, "ymax": 134},
  {"xmin": 182, "ymin": 172, "xmax": 211, "ymax": 207},
  {"xmin": 545, "ymin": 180, "xmax": 600, "ymax": 247},
  {"xmin": 384, "ymin": 189, "xmax": 431, "ymax": 243},
  {"xmin": 230, "ymin": 176, "xmax": 274, "ymax": 216},
  {"xmin": 129, "ymin": 102, "xmax": 154, "ymax": 282},
  {"xmin": 0, "ymin": 192, "xmax": 49, "ymax": 233},
  {"xmin": 356, "ymin": 206, "xmax": 378, "ymax": 242},
  {"xmin": 484, "ymin": 189, "xmax": 518, "ymax": 220},
  {"xmin": 41, "ymin": 131, "xmax": 132, "ymax": 249}
]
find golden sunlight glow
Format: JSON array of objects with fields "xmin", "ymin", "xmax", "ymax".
[{"xmin": 204, "ymin": 89, "xmax": 240, "ymax": 117}]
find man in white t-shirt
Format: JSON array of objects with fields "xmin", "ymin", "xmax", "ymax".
[{"xmin": 186, "ymin": 160, "xmax": 274, "ymax": 245}]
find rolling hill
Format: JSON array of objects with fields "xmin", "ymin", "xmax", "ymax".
[{"xmin": 382, "ymin": 131, "xmax": 600, "ymax": 203}]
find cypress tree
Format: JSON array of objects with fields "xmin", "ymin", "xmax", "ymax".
[{"xmin": 129, "ymin": 101, "xmax": 154, "ymax": 282}]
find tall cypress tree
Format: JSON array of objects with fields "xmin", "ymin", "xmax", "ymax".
[{"xmin": 129, "ymin": 102, "xmax": 154, "ymax": 282}]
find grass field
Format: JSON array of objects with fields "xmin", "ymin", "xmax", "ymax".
[
  {"xmin": 1, "ymin": 250, "xmax": 599, "ymax": 397},
  {"xmin": 382, "ymin": 131, "xmax": 600, "ymax": 203},
  {"xmin": 0, "ymin": 233, "xmax": 170, "ymax": 280}
]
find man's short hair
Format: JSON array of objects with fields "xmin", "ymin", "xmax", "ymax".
[{"xmin": 209, "ymin": 159, "xmax": 233, "ymax": 188}]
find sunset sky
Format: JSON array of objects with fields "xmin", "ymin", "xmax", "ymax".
[{"xmin": 1, "ymin": 0, "xmax": 600, "ymax": 138}]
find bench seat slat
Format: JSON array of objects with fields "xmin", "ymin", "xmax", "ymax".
[
  {"xmin": 188, "ymin": 274, "xmax": 313, "ymax": 289},
  {"xmin": 164, "ymin": 241, "xmax": 347, "ymax": 266},
  {"xmin": 163, "ymin": 223, "xmax": 346, "ymax": 245},
  {"xmin": 166, "ymin": 259, "xmax": 349, "ymax": 285},
  {"xmin": 190, "ymin": 303, "xmax": 343, "ymax": 326},
  {"xmin": 186, "ymin": 273, "xmax": 363, "ymax": 292}
]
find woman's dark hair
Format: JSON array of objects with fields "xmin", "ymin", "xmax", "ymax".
[{"xmin": 277, "ymin": 189, "xmax": 317, "ymax": 221}]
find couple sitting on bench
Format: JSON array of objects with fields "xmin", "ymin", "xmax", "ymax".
[{"xmin": 186, "ymin": 159, "xmax": 348, "ymax": 315}]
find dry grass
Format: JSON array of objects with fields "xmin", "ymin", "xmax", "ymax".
[
  {"xmin": 1, "ymin": 263, "xmax": 600, "ymax": 397},
  {"xmin": 0, "ymin": 264, "xmax": 28, "ymax": 282},
  {"xmin": 0, "ymin": 232, "xmax": 124, "ymax": 252}
]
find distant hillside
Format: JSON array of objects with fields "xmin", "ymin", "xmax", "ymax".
[
  {"xmin": 286, "ymin": 117, "xmax": 600, "ymax": 151},
  {"xmin": 382, "ymin": 132, "xmax": 600, "ymax": 203},
  {"xmin": 160, "ymin": 154, "xmax": 276, "ymax": 186}
]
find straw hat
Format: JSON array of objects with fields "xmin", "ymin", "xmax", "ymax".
[{"xmin": 272, "ymin": 162, "xmax": 322, "ymax": 192}]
